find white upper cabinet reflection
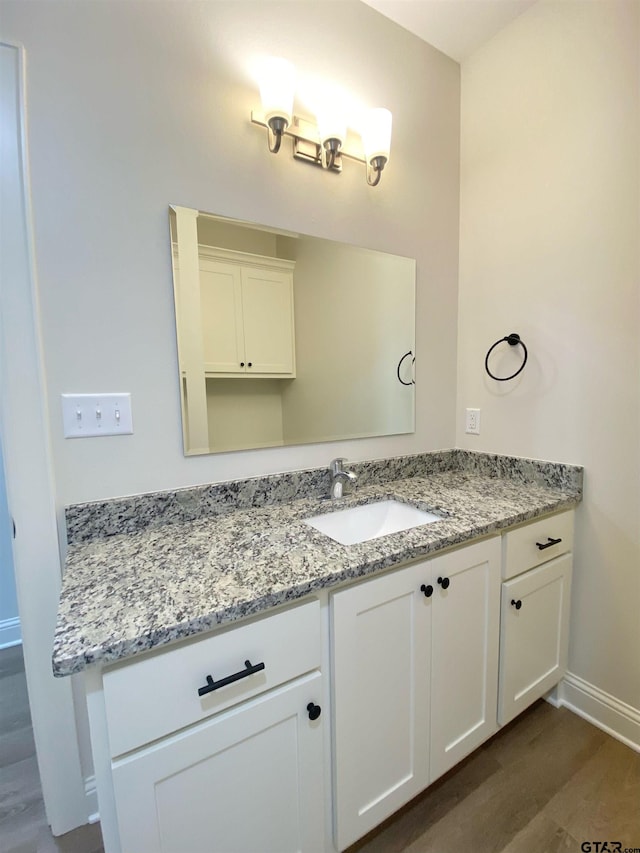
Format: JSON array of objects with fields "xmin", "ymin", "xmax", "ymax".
[{"xmin": 169, "ymin": 206, "xmax": 416, "ymax": 455}]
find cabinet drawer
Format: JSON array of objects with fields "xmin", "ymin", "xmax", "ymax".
[
  {"xmin": 103, "ymin": 599, "xmax": 321, "ymax": 757},
  {"xmin": 502, "ymin": 511, "xmax": 573, "ymax": 580}
]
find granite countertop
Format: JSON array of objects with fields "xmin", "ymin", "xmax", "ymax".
[{"xmin": 52, "ymin": 451, "xmax": 582, "ymax": 677}]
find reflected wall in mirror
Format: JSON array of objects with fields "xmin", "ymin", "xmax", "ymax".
[{"xmin": 169, "ymin": 206, "xmax": 416, "ymax": 455}]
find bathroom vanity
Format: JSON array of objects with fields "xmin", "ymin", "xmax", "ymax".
[{"xmin": 53, "ymin": 450, "xmax": 581, "ymax": 853}]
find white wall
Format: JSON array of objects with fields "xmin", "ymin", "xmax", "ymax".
[
  {"xmin": 206, "ymin": 378, "xmax": 285, "ymax": 451},
  {"xmin": 281, "ymin": 238, "xmax": 415, "ymax": 443},
  {"xmin": 0, "ymin": 0, "xmax": 460, "ymax": 508},
  {"xmin": 196, "ymin": 218, "xmax": 278, "ymax": 257},
  {"xmin": 458, "ymin": 0, "xmax": 640, "ymax": 711}
]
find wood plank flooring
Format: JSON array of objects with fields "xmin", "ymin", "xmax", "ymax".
[
  {"xmin": 1, "ymin": 644, "xmax": 638, "ymax": 853},
  {"xmin": 349, "ymin": 703, "xmax": 640, "ymax": 853},
  {"xmin": 0, "ymin": 645, "xmax": 103, "ymax": 853}
]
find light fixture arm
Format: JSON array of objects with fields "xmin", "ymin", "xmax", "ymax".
[
  {"xmin": 367, "ymin": 167, "xmax": 382, "ymax": 187},
  {"xmin": 321, "ymin": 138, "xmax": 342, "ymax": 170},
  {"xmin": 366, "ymin": 155, "xmax": 387, "ymax": 186},
  {"xmin": 267, "ymin": 116, "xmax": 288, "ymax": 154}
]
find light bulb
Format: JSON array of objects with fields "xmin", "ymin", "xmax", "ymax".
[
  {"xmin": 316, "ymin": 110, "xmax": 347, "ymax": 148},
  {"xmin": 362, "ymin": 108, "xmax": 392, "ymax": 185},
  {"xmin": 258, "ymin": 58, "xmax": 296, "ymax": 127},
  {"xmin": 362, "ymin": 107, "xmax": 392, "ymax": 163}
]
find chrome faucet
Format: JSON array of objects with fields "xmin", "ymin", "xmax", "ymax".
[{"xmin": 330, "ymin": 458, "xmax": 357, "ymax": 499}]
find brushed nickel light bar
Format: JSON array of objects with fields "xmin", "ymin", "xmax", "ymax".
[{"xmin": 252, "ymin": 58, "xmax": 392, "ymax": 186}]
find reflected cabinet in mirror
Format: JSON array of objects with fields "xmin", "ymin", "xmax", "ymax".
[{"xmin": 169, "ymin": 206, "xmax": 416, "ymax": 455}]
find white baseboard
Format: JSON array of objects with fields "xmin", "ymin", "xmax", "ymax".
[
  {"xmin": 85, "ymin": 775, "xmax": 99, "ymax": 824},
  {"xmin": 0, "ymin": 616, "xmax": 21, "ymax": 649},
  {"xmin": 551, "ymin": 672, "xmax": 640, "ymax": 753}
]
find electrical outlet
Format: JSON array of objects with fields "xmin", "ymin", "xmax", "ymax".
[
  {"xmin": 465, "ymin": 408, "xmax": 481, "ymax": 435},
  {"xmin": 62, "ymin": 393, "xmax": 133, "ymax": 438}
]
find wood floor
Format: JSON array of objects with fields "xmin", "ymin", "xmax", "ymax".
[
  {"xmin": 1, "ymin": 645, "xmax": 638, "ymax": 853},
  {"xmin": 348, "ymin": 701, "xmax": 640, "ymax": 853},
  {"xmin": 0, "ymin": 645, "xmax": 103, "ymax": 853}
]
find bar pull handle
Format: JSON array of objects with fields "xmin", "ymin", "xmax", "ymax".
[
  {"xmin": 198, "ymin": 659, "xmax": 265, "ymax": 697},
  {"xmin": 536, "ymin": 536, "xmax": 562, "ymax": 551}
]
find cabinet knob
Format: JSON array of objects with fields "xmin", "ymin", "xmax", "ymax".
[
  {"xmin": 248, "ymin": 362, "xmax": 253, "ymax": 367},
  {"xmin": 437, "ymin": 576, "xmax": 450, "ymax": 590},
  {"xmin": 240, "ymin": 362, "xmax": 245, "ymax": 367},
  {"xmin": 420, "ymin": 584, "xmax": 434, "ymax": 598},
  {"xmin": 307, "ymin": 702, "xmax": 321, "ymax": 721},
  {"xmin": 511, "ymin": 599, "xmax": 522, "ymax": 610}
]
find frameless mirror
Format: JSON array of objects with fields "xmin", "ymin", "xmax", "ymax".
[{"xmin": 169, "ymin": 206, "xmax": 416, "ymax": 455}]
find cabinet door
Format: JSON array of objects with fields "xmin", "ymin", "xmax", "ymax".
[
  {"xmin": 429, "ymin": 538, "xmax": 501, "ymax": 782},
  {"xmin": 111, "ymin": 672, "xmax": 324, "ymax": 853},
  {"xmin": 332, "ymin": 563, "xmax": 431, "ymax": 851},
  {"xmin": 241, "ymin": 268, "xmax": 295, "ymax": 375},
  {"xmin": 499, "ymin": 553, "xmax": 572, "ymax": 726},
  {"xmin": 200, "ymin": 261, "xmax": 246, "ymax": 373}
]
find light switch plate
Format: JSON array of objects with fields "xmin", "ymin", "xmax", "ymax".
[{"xmin": 62, "ymin": 393, "xmax": 133, "ymax": 438}]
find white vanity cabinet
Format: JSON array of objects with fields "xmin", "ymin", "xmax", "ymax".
[
  {"xmin": 498, "ymin": 511, "xmax": 574, "ymax": 725},
  {"xmin": 199, "ymin": 247, "xmax": 296, "ymax": 377},
  {"xmin": 429, "ymin": 540, "xmax": 502, "ymax": 781},
  {"xmin": 111, "ymin": 673, "xmax": 323, "ymax": 853},
  {"xmin": 91, "ymin": 600, "xmax": 325, "ymax": 853},
  {"xmin": 331, "ymin": 537, "xmax": 501, "ymax": 850},
  {"xmin": 83, "ymin": 507, "xmax": 578, "ymax": 853},
  {"xmin": 331, "ymin": 561, "xmax": 430, "ymax": 850}
]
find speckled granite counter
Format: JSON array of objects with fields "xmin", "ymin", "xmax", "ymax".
[{"xmin": 52, "ymin": 450, "xmax": 582, "ymax": 677}]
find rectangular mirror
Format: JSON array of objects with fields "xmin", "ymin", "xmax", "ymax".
[{"xmin": 169, "ymin": 206, "xmax": 416, "ymax": 455}]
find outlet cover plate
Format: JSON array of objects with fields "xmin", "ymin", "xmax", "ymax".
[{"xmin": 465, "ymin": 407, "xmax": 481, "ymax": 435}]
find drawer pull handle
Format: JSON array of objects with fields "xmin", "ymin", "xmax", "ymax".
[
  {"xmin": 437, "ymin": 576, "xmax": 450, "ymax": 590},
  {"xmin": 307, "ymin": 702, "xmax": 322, "ymax": 721},
  {"xmin": 511, "ymin": 599, "xmax": 522, "ymax": 610},
  {"xmin": 536, "ymin": 536, "xmax": 562, "ymax": 551},
  {"xmin": 197, "ymin": 659, "xmax": 265, "ymax": 697},
  {"xmin": 420, "ymin": 584, "xmax": 434, "ymax": 598}
]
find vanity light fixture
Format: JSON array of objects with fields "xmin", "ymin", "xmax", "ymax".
[
  {"xmin": 316, "ymin": 106, "xmax": 347, "ymax": 171},
  {"xmin": 251, "ymin": 60, "xmax": 392, "ymax": 187},
  {"xmin": 258, "ymin": 57, "xmax": 296, "ymax": 154},
  {"xmin": 362, "ymin": 107, "xmax": 392, "ymax": 187}
]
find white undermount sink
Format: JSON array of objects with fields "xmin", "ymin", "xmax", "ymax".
[{"xmin": 304, "ymin": 499, "xmax": 442, "ymax": 546}]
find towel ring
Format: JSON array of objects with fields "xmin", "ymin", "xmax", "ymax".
[
  {"xmin": 485, "ymin": 333, "xmax": 528, "ymax": 381},
  {"xmin": 397, "ymin": 350, "xmax": 415, "ymax": 386}
]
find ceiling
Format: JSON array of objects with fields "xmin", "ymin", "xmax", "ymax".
[{"xmin": 361, "ymin": 0, "xmax": 538, "ymax": 62}]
